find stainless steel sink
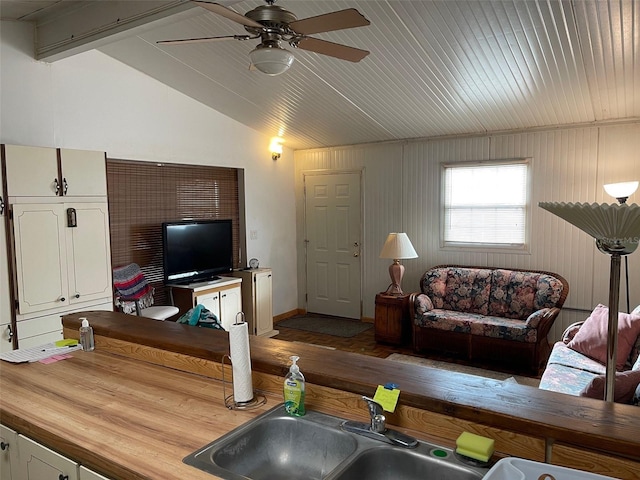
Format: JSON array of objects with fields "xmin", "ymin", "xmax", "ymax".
[
  {"xmin": 183, "ymin": 404, "xmax": 489, "ymax": 480},
  {"xmin": 326, "ymin": 446, "xmax": 484, "ymax": 480}
]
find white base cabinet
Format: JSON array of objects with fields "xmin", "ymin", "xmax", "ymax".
[
  {"xmin": 232, "ymin": 268, "xmax": 277, "ymax": 337},
  {"xmin": 1, "ymin": 424, "xmax": 112, "ymax": 480},
  {"xmin": 169, "ymin": 277, "xmax": 242, "ymax": 331},
  {"xmin": 19, "ymin": 434, "xmax": 79, "ymax": 480},
  {"xmin": 1, "ymin": 424, "xmax": 19, "ymax": 480}
]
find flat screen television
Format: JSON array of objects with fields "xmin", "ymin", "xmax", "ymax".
[{"xmin": 162, "ymin": 219, "xmax": 234, "ymax": 284}]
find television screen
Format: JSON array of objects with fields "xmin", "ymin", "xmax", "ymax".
[{"xmin": 162, "ymin": 219, "xmax": 233, "ymax": 284}]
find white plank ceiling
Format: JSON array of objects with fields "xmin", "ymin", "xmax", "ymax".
[{"xmin": 2, "ymin": 0, "xmax": 638, "ymax": 150}]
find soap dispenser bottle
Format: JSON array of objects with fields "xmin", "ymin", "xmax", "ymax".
[
  {"xmin": 283, "ymin": 355, "xmax": 305, "ymax": 416},
  {"xmin": 79, "ymin": 318, "xmax": 95, "ymax": 352}
]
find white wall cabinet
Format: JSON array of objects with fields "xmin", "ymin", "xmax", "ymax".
[
  {"xmin": 4, "ymin": 145, "xmax": 106, "ymax": 198},
  {"xmin": 12, "ymin": 202, "xmax": 112, "ymax": 317},
  {"xmin": 2, "ymin": 144, "xmax": 113, "ymax": 349},
  {"xmin": 170, "ymin": 277, "xmax": 242, "ymax": 331},
  {"xmin": 1, "ymin": 424, "xmax": 19, "ymax": 480},
  {"xmin": 232, "ymin": 268, "xmax": 277, "ymax": 337},
  {"xmin": 0, "ymin": 165, "xmax": 14, "ymax": 351}
]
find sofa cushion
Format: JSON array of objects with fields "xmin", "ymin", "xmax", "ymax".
[
  {"xmin": 539, "ymin": 362, "xmax": 600, "ymax": 396},
  {"xmin": 579, "ymin": 370, "xmax": 640, "ymax": 404},
  {"xmin": 567, "ymin": 304, "xmax": 640, "ymax": 370},
  {"xmin": 421, "ymin": 267, "xmax": 492, "ymax": 315},
  {"xmin": 488, "ymin": 269, "xmax": 565, "ymax": 320},
  {"xmin": 416, "ymin": 309, "xmax": 536, "ymax": 342},
  {"xmin": 546, "ymin": 341, "xmax": 606, "ymax": 375}
]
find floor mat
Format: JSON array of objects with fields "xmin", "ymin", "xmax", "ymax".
[{"xmin": 277, "ymin": 315, "xmax": 372, "ymax": 338}]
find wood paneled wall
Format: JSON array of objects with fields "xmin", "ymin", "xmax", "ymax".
[{"xmin": 295, "ymin": 122, "xmax": 640, "ymax": 341}]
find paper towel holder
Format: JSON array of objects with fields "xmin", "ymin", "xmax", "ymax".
[
  {"xmin": 221, "ymin": 354, "xmax": 266, "ymax": 410},
  {"xmin": 222, "ymin": 312, "xmax": 267, "ymax": 410}
]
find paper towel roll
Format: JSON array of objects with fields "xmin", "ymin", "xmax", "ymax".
[{"xmin": 229, "ymin": 321, "xmax": 254, "ymax": 403}]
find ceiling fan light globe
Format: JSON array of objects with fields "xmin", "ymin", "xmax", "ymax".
[{"xmin": 249, "ymin": 45, "xmax": 295, "ymax": 75}]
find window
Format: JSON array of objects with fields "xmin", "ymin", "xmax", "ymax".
[{"xmin": 442, "ymin": 160, "xmax": 529, "ymax": 249}]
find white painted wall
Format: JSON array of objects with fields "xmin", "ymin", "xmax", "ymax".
[
  {"xmin": 295, "ymin": 123, "xmax": 640, "ymax": 341},
  {"xmin": 0, "ymin": 20, "xmax": 297, "ymax": 318}
]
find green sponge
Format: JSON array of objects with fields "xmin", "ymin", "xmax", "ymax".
[{"xmin": 455, "ymin": 431, "xmax": 495, "ymax": 463}]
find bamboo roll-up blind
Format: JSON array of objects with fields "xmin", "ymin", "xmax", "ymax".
[{"xmin": 107, "ymin": 159, "xmax": 240, "ymax": 307}]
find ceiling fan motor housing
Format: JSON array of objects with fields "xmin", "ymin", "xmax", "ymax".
[{"xmin": 244, "ymin": 5, "xmax": 297, "ymax": 33}]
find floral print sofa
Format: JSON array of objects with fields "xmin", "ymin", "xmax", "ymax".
[
  {"xmin": 410, "ymin": 265, "xmax": 569, "ymax": 373},
  {"xmin": 539, "ymin": 304, "xmax": 640, "ymax": 404}
]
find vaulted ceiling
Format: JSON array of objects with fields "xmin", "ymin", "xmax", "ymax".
[{"xmin": 2, "ymin": 0, "xmax": 638, "ymax": 150}]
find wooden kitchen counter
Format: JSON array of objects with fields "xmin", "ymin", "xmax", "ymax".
[
  {"xmin": 0, "ymin": 349, "xmax": 276, "ymax": 480},
  {"xmin": 1, "ymin": 310, "xmax": 639, "ymax": 479}
]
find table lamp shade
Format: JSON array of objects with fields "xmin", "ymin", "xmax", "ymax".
[{"xmin": 380, "ymin": 233, "xmax": 418, "ymax": 295}]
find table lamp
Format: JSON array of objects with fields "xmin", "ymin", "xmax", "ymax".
[{"xmin": 379, "ymin": 233, "xmax": 418, "ymax": 296}]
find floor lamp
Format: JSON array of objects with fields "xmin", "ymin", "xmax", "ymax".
[
  {"xmin": 539, "ymin": 202, "xmax": 640, "ymax": 402},
  {"xmin": 604, "ymin": 181, "xmax": 639, "ymax": 313}
]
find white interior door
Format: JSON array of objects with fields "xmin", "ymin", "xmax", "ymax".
[{"xmin": 305, "ymin": 172, "xmax": 361, "ymax": 319}]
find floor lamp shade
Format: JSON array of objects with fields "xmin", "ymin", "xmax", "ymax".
[
  {"xmin": 539, "ymin": 202, "xmax": 640, "ymax": 402},
  {"xmin": 380, "ymin": 233, "xmax": 418, "ymax": 295}
]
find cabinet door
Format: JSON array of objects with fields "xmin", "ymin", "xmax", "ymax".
[
  {"xmin": 66, "ymin": 203, "xmax": 112, "ymax": 305},
  {"xmin": 12, "ymin": 204, "xmax": 68, "ymax": 314},
  {"xmin": 255, "ymin": 272, "xmax": 273, "ymax": 336},
  {"xmin": 1, "ymin": 424, "xmax": 19, "ymax": 480},
  {"xmin": 196, "ymin": 292, "xmax": 221, "ymax": 322},
  {"xmin": 17, "ymin": 313, "xmax": 63, "ymax": 349},
  {"xmin": 219, "ymin": 286, "xmax": 242, "ymax": 331},
  {"xmin": 0, "ymin": 166, "xmax": 14, "ymax": 351},
  {"xmin": 19, "ymin": 434, "xmax": 79, "ymax": 480},
  {"xmin": 79, "ymin": 465, "xmax": 111, "ymax": 480},
  {"xmin": 59, "ymin": 149, "xmax": 107, "ymax": 197},
  {"xmin": 4, "ymin": 145, "xmax": 59, "ymax": 197}
]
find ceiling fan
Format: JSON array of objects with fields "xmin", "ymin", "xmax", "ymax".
[{"xmin": 157, "ymin": 0, "xmax": 371, "ymax": 75}]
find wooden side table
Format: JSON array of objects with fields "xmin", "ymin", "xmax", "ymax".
[{"xmin": 374, "ymin": 293, "xmax": 411, "ymax": 345}]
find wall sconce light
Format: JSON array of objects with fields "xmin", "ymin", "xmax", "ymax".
[{"xmin": 269, "ymin": 138, "xmax": 283, "ymax": 161}]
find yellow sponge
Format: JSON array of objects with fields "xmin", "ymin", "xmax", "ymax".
[{"xmin": 455, "ymin": 431, "xmax": 495, "ymax": 463}]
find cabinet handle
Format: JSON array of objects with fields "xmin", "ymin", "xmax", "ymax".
[
  {"xmin": 75, "ymin": 293, "xmax": 80, "ymax": 299},
  {"xmin": 54, "ymin": 178, "xmax": 60, "ymax": 195},
  {"xmin": 63, "ymin": 177, "xmax": 69, "ymax": 195},
  {"xmin": 6, "ymin": 324, "xmax": 13, "ymax": 341},
  {"xmin": 0, "ymin": 195, "xmax": 4, "ymax": 215},
  {"xmin": 59, "ymin": 475, "xmax": 69, "ymax": 480},
  {"xmin": 0, "ymin": 441, "xmax": 8, "ymax": 450},
  {"xmin": 60, "ymin": 297, "xmax": 66, "ymax": 302}
]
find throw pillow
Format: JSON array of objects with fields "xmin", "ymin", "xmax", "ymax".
[
  {"xmin": 579, "ymin": 370, "xmax": 640, "ymax": 404},
  {"xmin": 567, "ymin": 304, "xmax": 640, "ymax": 370}
]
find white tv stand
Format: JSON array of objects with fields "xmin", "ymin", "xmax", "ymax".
[{"xmin": 168, "ymin": 277, "xmax": 242, "ymax": 331}]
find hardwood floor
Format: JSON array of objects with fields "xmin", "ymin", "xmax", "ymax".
[{"xmin": 273, "ymin": 319, "xmax": 543, "ymax": 378}]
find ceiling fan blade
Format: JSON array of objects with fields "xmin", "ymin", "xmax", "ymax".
[
  {"xmin": 192, "ymin": 1, "xmax": 263, "ymax": 29},
  {"xmin": 157, "ymin": 34, "xmax": 252, "ymax": 45},
  {"xmin": 289, "ymin": 8, "xmax": 370, "ymax": 35},
  {"xmin": 296, "ymin": 37, "xmax": 369, "ymax": 62}
]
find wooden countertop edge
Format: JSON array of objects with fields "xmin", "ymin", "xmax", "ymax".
[{"xmin": 61, "ymin": 311, "xmax": 640, "ymax": 461}]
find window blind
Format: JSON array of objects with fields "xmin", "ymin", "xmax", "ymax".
[
  {"xmin": 107, "ymin": 159, "xmax": 240, "ymax": 306},
  {"xmin": 443, "ymin": 161, "xmax": 528, "ymax": 247}
]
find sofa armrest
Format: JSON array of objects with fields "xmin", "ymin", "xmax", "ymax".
[
  {"xmin": 561, "ymin": 321, "xmax": 586, "ymax": 344},
  {"xmin": 525, "ymin": 307, "xmax": 560, "ymax": 338},
  {"xmin": 409, "ymin": 292, "xmax": 434, "ymax": 316}
]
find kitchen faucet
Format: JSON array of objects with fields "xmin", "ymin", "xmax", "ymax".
[{"xmin": 341, "ymin": 396, "xmax": 418, "ymax": 448}]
